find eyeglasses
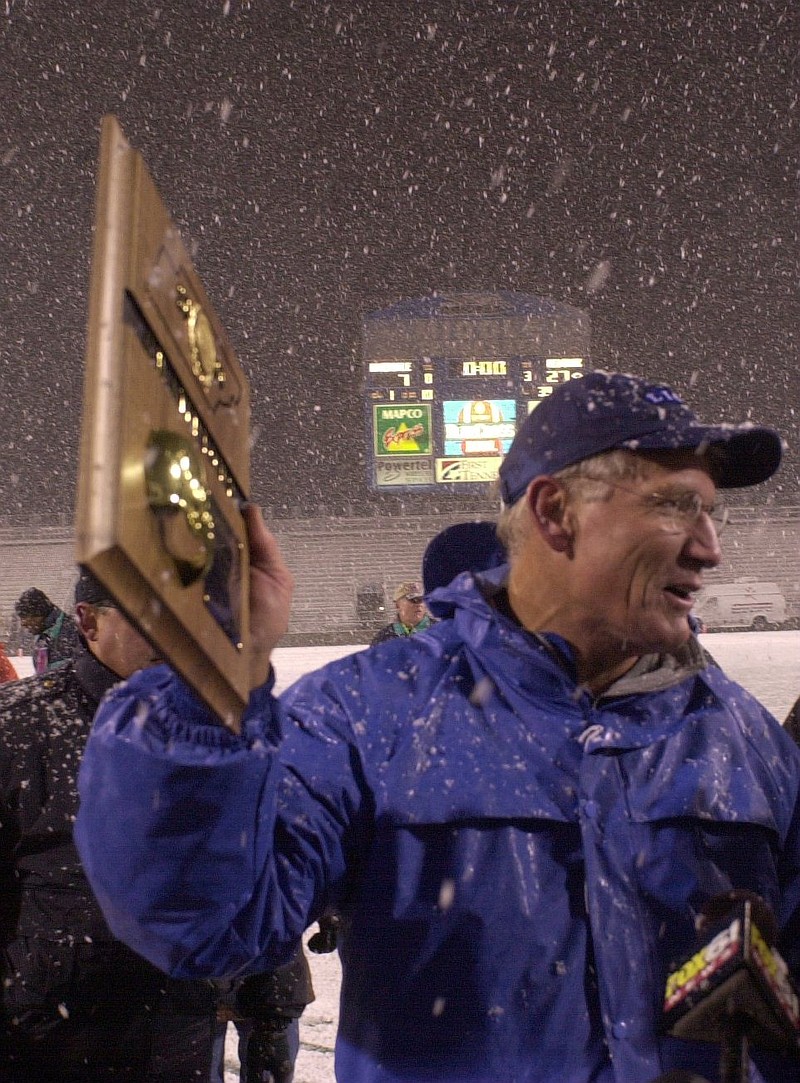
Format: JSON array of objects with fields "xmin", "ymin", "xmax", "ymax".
[{"xmin": 580, "ymin": 478, "xmax": 728, "ymax": 534}]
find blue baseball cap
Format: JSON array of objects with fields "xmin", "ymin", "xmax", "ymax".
[{"xmin": 498, "ymin": 371, "xmax": 782, "ymax": 505}]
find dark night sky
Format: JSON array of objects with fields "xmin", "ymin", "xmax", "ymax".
[{"xmin": 1, "ymin": 0, "xmax": 797, "ymax": 525}]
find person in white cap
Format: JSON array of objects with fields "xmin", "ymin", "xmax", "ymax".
[{"xmin": 370, "ymin": 580, "xmax": 435, "ymax": 645}]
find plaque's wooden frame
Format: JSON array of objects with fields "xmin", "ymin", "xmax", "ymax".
[{"xmin": 76, "ymin": 115, "xmax": 250, "ymax": 731}]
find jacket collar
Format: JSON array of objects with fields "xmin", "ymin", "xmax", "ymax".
[
  {"xmin": 373, "ymin": 570, "xmax": 780, "ymax": 828},
  {"xmin": 428, "ymin": 564, "xmax": 708, "ymax": 700}
]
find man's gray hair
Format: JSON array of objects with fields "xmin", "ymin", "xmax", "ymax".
[{"xmin": 495, "ymin": 449, "xmax": 655, "ymax": 557}]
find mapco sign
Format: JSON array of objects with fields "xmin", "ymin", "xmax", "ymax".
[
  {"xmin": 435, "ymin": 457, "xmax": 503, "ymax": 484},
  {"xmin": 375, "ymin": 457, "xmax": 433, "ymax": 487},
  {"xmin": 373, "ymin": 404, "xmax": 432, "ymax": 457}
]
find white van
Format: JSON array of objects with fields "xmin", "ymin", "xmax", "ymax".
[{"xmin": 695, "ymin": 579, "xmax": 788, "ymax": 632}]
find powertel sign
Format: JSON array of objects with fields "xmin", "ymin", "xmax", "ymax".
[
  {"xmin": 374, "ymin": 458, "xmax": 434, "ymax": 487},
  {"xmin": 373, "ymin": 404, "xmax": 432, "ymax": 457}
]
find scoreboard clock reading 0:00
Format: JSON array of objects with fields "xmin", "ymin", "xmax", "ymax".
[{"xmin": 366, "ymin": 356, "xmax": 585, "ymax": 490}]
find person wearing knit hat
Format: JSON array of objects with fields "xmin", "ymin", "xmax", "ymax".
[
  {"xmin": 14, "ymin": 587, "xmax": 53, "ymax": 627},
  {"xmin": 72, "ymin": 567, "xmax": 119, "ymax": 609},
  {"xmin": 14, "ymin": 586, "xmax": 80, "ymax": 675}
]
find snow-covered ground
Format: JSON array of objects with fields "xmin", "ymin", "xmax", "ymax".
[
  {"xmin": 17, "ymin": 633, "xmax": 799, "ymax": 1083},
  {"xmin": 274, "ymin": 631, "xmax": 799, "ymax": 717}
]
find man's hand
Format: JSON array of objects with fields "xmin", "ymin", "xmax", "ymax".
[{"xmin": 243, "ymin": 504, "xmax": 293, "ymax": 688}]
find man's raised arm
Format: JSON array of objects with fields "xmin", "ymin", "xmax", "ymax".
[{"xmin": 74, "ymin": 511, "xmax": 305, "ymax": 978}]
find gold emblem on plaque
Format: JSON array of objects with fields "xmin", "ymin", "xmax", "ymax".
[
  {"xmin": 145, "ymin": 430, "xmax": 216, "ymax": 586},
  {"xmin": 176, "ymin": 284, "xmax": 226, "ymax": 388}
]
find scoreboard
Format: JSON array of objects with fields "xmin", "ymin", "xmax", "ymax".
[{"xmin": 366, "ymin": 355, "xmax": 585, "ymax": 490}]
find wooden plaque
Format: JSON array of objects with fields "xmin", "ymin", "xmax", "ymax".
[{"xmin": 76, "ymin": 115, "xmax": 250, "ymax": 731}]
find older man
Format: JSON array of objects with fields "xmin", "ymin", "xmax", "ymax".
[{"xmin": 76, "ymin": 372, "xmax": 800, "ymax": 1083}]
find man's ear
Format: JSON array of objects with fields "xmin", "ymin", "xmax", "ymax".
[
  {"xmin": 74, "ymin": 602, "xmax": 99, "ymax": 643},
  {"xmin": 526, "ymin": 477, "xmax": 574, "ymax": 553}
]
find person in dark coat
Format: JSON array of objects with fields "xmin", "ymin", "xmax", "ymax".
[
  {"xmin": 14, "ymin": 586, "xmax": 80, "ymax": 674},
  {"xmin": 421, "ymin": 521, "xmax": 506, "ymax": 595},
  {"xmin": 211, "ymin": 917, "xmax": 342, "ymax": 1081},
  {"xmin": 0, "ymin": 568, "xmax": 216, "ymax": 1082}
]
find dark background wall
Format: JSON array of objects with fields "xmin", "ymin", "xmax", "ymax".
[
  {"xmin": 3, "ymin": 509, "xmax": 798, "ymax": 648},
  {"xmin": 1, "ymin": 0, "xmax": 798, "ymax": 530}
]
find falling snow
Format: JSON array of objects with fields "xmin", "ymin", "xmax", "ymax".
[{"xmin": 0, "ymin": 1, "xmax": 798, "ymax": 527}]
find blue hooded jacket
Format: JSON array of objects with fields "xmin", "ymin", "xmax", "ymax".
[{"xmin": 76, "ymin": 569, "xmax": 800, "ymax": 1083}]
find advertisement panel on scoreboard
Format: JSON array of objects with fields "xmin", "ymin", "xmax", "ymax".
[
  {"xmin": 365, "ymin": 355, "xmax": 584, "ymax": 491},
  {"xmin": 373, "ymin": 403, "xmax": 433, "ymax": 457},
  {"xmin": 442, "ymin": 399, "xmax": 516, "ymax": 457}
]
